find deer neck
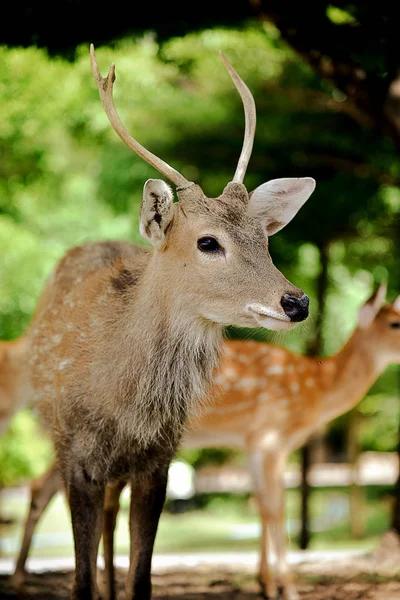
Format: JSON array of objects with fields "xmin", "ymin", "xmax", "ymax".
[
  {"xmin": 316, "ymin": 327, "xmax": 383, "ymax": 425},
  {"xmin": 109, "ymin": 253, "xmax": 223, "ymax": 449}
]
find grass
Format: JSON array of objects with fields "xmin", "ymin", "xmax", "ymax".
[{"xmin": 0, "ymin": 485, "xmax": 393, "ymax": 560}]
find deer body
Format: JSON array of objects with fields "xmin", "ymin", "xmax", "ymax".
[
  {"xmin": 4, "ymin": 46, "xmax": 315, "ymax": 600},
  {"xmin": 189, "ymin": 331, "xmax": 382, "ymax": 454}
]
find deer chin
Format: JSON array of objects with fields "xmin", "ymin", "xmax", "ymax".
[{"xmin": 245, "ymin": 304, "xmax": 295, "ymax": 331}]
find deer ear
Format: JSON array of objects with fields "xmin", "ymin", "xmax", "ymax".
[
  {"xmin": 139, "ymin": 179, "xmax": 175, "ymax": 249},
  {"xmin": 393, "ymin": 295, "xmax": 400, "ymax": 312},
  {"xmin": 248, "ymin": 177, "xmax": 315, "ymax": 236},
  {"xmin": 358, "ymin": 282, "xmax": 387, "ymax": 329}
]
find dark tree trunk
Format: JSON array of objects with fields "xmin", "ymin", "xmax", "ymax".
[
  {"xmin": 299, "ymin": 442, "xmax": 312, "ymax": 549},
  {"xmin": 299, "ymin": 241, "xmax": 329, "ymax": 550},
  {"xmin": 390, "ymin": 217, "xmax": 400, "ymax": 536}
]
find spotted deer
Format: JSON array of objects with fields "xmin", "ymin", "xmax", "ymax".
[
  {"xmin": 5, "ymin": 45, "xmax": 314, "ymax": 600},
  {"xmin": 11, "ymin": 285, "xmax": 400, "ymax": 600}
]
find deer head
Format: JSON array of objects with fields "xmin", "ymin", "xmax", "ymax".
[
  {"xmin": 90, "ymin": 46, "xmax": 315, "ymax": 331},
  {"xmin": 357, "ymin": 282, "xmax": 400, "ymax": 365}
]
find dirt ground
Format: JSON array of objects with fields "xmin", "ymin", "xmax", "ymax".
[{"xmin": 1, "ymin": 533, "xmax": 400, "ymax": 600}]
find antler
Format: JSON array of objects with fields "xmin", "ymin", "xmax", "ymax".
[
  {"xmin": 219, "ymin": 52, "xmax": 256, "ymax": 184},
  {"xmin": 90, "ymin": 45, "xmax": 192, "ymax": 190}
]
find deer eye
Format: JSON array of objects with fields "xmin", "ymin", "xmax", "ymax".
[
  {"xmin": 390, "ymin": 322, "xmax": 400, "ymax": 329},
  {"xmin": 197, "ymin": 236, "xmax": 222, "ymax": 253}
]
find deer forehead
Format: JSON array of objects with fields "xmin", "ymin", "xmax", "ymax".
[{"xmin": 173, "ymin": 194, "xmax": 264, "ymax": 250}]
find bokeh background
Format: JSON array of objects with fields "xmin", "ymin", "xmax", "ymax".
[{"xmin": 1, "ymin": 1, "xmax": 400, "ymax": 559}]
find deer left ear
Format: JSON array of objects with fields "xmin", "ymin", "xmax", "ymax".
[
  {"xmin": 139, "ymin": 179, "xmax": 175, "ymax": 249},
  {"xmin": 248, "ymin": 177, "xmax": 316, "ymax": 236},
  {"xmin": 357, "ymin": 282, "xmax": 387, "ymax": 329}
]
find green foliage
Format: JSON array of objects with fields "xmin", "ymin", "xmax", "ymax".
[
  {"xmin": 1, "ymin": 24, "xmax": 399, "ymax": 484},
  {"xmin": 0, "ymin": 410, "xmax": 52, "ymax": 486}
]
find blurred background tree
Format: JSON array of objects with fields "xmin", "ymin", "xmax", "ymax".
[{"xmin": 1, "ymin": 2, "xmax": 400, "ymax": 547}]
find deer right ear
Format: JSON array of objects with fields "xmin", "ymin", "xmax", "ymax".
[
  {"xmin": 139, "ymin": 179, "xmax": 175, "ymax": 249},
  {"xmin": 357, "ymin": 282, "xmax": 387, "ymax": 329}
]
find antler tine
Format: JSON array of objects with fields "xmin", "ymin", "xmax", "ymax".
[
  {"xmin": 90, "ymin": 44, "xmax": 192, "ymax": 189},
  {"xmin": 219, "ymin": 51, "xmax": 256, "ymax": 184}
]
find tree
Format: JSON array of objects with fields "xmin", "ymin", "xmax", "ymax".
[{"xmin": 259, "ymin": 2, "xmax": 400, "ymax": 149}]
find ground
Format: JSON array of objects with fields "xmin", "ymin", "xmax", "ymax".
[{"xmin": 1, "ymin": 532, "xmax": 400, "ymax": 600}]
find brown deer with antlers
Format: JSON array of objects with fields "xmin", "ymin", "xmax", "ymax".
[
  {"xmin": 10, "ymin": 285, "xmax": 400, "ymax": 600},
  {"xmin": 3, "ymin": 45, "xmax": 314, "ymax": 599}
]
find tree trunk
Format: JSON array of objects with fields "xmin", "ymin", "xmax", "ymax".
[
  {"xmin": 391, "ymin": 367, "xmax": 400, "ymax": 534},
  {"xmin": 299, "ymin": 241, "xmax": 329, "ymax": 550},
  {"xmin": 390, "ymin": 217, "xmax": 400, "ymax": 536}
]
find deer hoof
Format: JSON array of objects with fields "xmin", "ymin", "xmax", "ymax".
[{"xmin": 10, "ymin": 570, "xmax": 26, "ymax": 591}]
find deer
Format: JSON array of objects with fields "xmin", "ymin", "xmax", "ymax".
[
  {"xmin": 10, "ymin": 284, "xmax": 400, "ymax": 600},
  {"xmin": 3, "ymin": 44, "xmax": 315, "ymax": 600}
]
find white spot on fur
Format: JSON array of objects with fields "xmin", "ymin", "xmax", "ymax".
[
  {"xmin": 290, "ymin": 382, "xmax": 299, "ymax": 393},
  {"xmin": 238, "ymin": 354, "xmax": 251, "ymax": 363},
  {"xmin": 258, "ymin": 392, "xmax": 270, "ymax": 402},
  {"xmin": 58, "ymin": 359, "xmax": 73, "ymax": 370},
  {"xmin": 225, "ymin": 367, "xmax": 237, "ymax": 379},
  {"xmin": 267, "ymin": 365, "xmax": 284, "ymax": 375},
  {"xmin": 305, "ymin": 378, "xmax": 314, "ymax": 387},
  {"xmin": 236, "ymin": 377, "xmax": 259, "ymax": 390}
]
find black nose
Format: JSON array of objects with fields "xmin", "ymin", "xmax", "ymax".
[{"xmin": 281, "ymin": 293, "xmax": 309, "ymax": 322}]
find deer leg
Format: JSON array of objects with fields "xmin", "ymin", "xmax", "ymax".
[
  {"xmin": 101, "ymin": 480, "xmax": 126, "ymax": 600},
  {"xmin": 249, "ymin": 449, "xmax": 278, "ymax": 600},
  {"xmin": 65, "ymin": 462, "xmax": 106, "ymax": 600},
  {"xmin": 258, "ymin": 508, "xmax": 276, "ymax": 599},
  {"xmin": 252, "ymin": 450, "xmax": 298, "ymax": 600},
  {"xmin": 124, "ymin": 465, "xmax": 168, "ymax": 600},
  {"xmin": 11, "ymin": 461, "xmax": 62, "ymax": 589},
  {"xmin": 271, "ymin": 520, "xmax": 299, "ymax": 600}
]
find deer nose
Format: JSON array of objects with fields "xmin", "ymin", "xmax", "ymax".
[{"xmin": 280, "ymin": 293, "xmax": 309, "ymax": 322}]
